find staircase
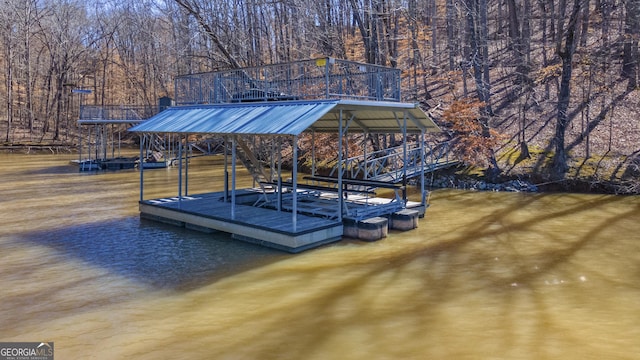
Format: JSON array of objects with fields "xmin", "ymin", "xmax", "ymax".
[
  {"xmin": 329, "ymin": 140, "xmax": 458, "ymax": 184},
  {"xmin": 233, "ymin": 135, "xmax": 271, "ymax": 186}
]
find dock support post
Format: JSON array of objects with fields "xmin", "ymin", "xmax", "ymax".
[
  {"xmin": 311, "ymin": 130, "xmax": 316, "ymax": 176},
  {"xmin": 363, "ymin": 132, "xmax": 368, "ymax": 179},
  {"xmin": 231, "ymin": 136, "xmax": 236, "ymax": 219},
  {"xmin": 139, "ymin": 135, "xmax": 144, "ymax": 202},
  {"xmin": 224, "ymin": 137, "xmax": 228, "ymax": 202},
  {"xmin": 178, "ymin": 135, "xmax": 183, "ymax": 209},
  {"xmin": 277, "ymin": 136, "xmax": 282, "ymax": 212},
  {"xmin": 338, "ymin": 109, "xmax": 344, "ymax": 220},
  {"xmin": 402, "ymin": 111, "xmax": 408, "ymax": 203},
  {"xmin": 87, "ymin": 126, "xmax": 92, "ymax": 171},
  {"xmin": 420, "ymin": 130, "xmax": 426, "ymax": 207},
  {"xmin": 185, "ymin": 136, "xmax": 189, "ymax": 196},
  {"xmin": 292, "ymin": 135, "xmax": 298, "ymax": 231},
  {"xmin": 78, "ymin": 123, "xmax": 82, "ymax": 166}
]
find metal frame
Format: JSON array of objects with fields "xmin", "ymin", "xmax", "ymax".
[{"xmin": 174, "ymin": 58, "xmax": 402, "ymax": 105}]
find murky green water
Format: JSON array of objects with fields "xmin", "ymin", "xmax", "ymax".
[{"xmin": 1, "ymin": 152, "xmax": 639, "ymax": 359}]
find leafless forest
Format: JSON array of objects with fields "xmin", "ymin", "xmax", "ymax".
[{"xmin": 1, "ymin": 0, "xmax": 639, "ymax": 188}]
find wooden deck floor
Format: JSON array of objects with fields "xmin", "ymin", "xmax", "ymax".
[
  {"xmin": 139, "ymin": 190, "xmax": 344, "ymax": 252},
  {"xmin": 139, "ymin": 188, "xmax": 425, "ymax": 252}
]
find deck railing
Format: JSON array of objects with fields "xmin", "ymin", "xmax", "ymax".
[
  {"xmin": 174, "ymin": 58, "xmax": 402, "ymax": 105},
  {"xmin": 79, "ymin": 105, "xmax": 159, "ymax": 121}
]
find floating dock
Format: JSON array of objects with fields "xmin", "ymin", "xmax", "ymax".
[
  {"xmin": 139, "ymin": 191, "xmax": 343, "ymax": 252},
  {"xmin": 127, "ymin": 58, "xmax": 450, "ymax": 252},
  {"xmin": 138, "ymin": 188, "xmax": 423, "ymax": 252}
]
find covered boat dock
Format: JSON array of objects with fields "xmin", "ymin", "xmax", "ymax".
[{"xmin": 128, "ymin": 58, "xmax": 444, "ymax": 252}]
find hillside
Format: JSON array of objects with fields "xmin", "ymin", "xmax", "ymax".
[
  {"xmin": 414, "ymin": 3, "xmax": 640, "ymax": 194},
  {"xmin": 0, "ymin": 0, "xmax": 638, "ymax": 193}
]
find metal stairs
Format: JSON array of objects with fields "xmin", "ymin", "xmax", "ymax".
[
  {"xmin": 329, "ymin": 140, "xmax": 458, "ymax": 185},
  {"xmin": 233, "ymin": 135, "xmax": 271, "ymax": 186}
]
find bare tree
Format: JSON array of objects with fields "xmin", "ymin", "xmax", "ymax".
[
  {"xmin": 462, "ymin": 0, "xmax": 492, "ymax": 114},
  {"xmin": 622, "ymin": 0, "xmax": 640, "ymax": 89},
  {"xmin": 445, "ymin": 0, "xmax": 458, "ymax": 71},
  {"xmin": 34, "ymin": 0, "xmax": 97, "ymax": 140},
  {"xmin": 0, "ymin": 3, "xmax": 16, "ymax": 142},
  {"xmin": 550, "ymin": 0, "xmax": 584, "ymax": 179},
  {"xmin": 173, "ymin": 0, "xmax": 245, "ymax": 69}
]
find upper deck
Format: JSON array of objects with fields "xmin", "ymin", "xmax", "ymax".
[{"xmin": 174, "ymin": 57, "xmax": 402, "ymax": 105}]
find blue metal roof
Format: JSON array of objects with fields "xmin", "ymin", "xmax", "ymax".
[
  {"xmin": 129, "ymin": 100, "xmax": 339, "ymax": 136},
  {"xmin": 128, "ymin": 99, "xmax": 440, "ymax": 135}
]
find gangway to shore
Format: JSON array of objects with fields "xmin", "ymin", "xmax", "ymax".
[{"xmin": 328, "ymin": 140, "xmax": 459, "ymax": 184}]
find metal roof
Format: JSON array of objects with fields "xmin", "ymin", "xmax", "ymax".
[{"xmin": 128, "ymin": 100, "xmax": 440, "ymax": 136}]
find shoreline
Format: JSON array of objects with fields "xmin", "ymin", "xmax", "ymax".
[
  {"xmin": 0, "ymin": 143, "xmax": 77, "ymax": 154},
  {"xmin": 2, "ymin": 144, "xmax": 638, "ymax": 195},
  {"xmin": 427, "ymin": 171, "xmax": 640, "ymax": 195}
]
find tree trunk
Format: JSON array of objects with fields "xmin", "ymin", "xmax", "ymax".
[
  {"xmin": 464, "ymin": 0, "xmax": 492, "ymax": 114},
  {"xmin": 551, "ymin": 0, "xmax": 583, "ymax": 180},
  {"xmin": 5, "ymin": 39, "xmax": 13, "ymax": 142},
  {"xmin": 431, "ymin": 0, "xmax": 437, "ymax": 74},
  {"xmin": 622, "ymin": 0, "xmax": 640, "ymax": 89},
  {"xmin": 446, "ymin": 0, "xmax": 457, "ymax": 71},
  {"xmin": 174, "ymin": 0, "xmax": 244, "ymax": 69},
  {"xmin": 348, "ymin": 0, "xmax": 375, "ymax": 64}
]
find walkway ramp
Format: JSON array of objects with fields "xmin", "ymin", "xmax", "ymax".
[
  {"xmin": 330, "ymin": 140, "xmax": 458, "ymax": 184},
  {"xmin": 369, "ymin": 160, "xmax": 459, "ymax": 183}
]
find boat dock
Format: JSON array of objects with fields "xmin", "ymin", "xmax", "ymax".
[
  {"xmin": 139, "ymin": 185, "xmax": 426, "ymax": 252},
  {"xmin": 127, "ymin": 58, "xmax": 452, "ymax": 252}
]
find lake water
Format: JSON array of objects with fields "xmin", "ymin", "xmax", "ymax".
[{"xmin": 1, "ymin": 152, "xmax": 639, "ymax": 359}]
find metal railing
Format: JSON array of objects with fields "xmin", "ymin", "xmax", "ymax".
[
  {"xmin": 80, "ymin": 105, "xmax": 159, "ymax": 121},
  {"xmin": 329, "ymin": 140, "xmax": 456, "ymax": 182},
  {"xmin": 174, "ymin": 58, "xmax": 402, "ymax": 105}
]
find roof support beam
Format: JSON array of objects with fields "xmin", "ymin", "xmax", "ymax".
[
  {"xmin": 407, "ymin": 111, "xmax": 427, "ymax": 133},
  {"xmin": 344, "ymin": 111, "xmax": 369, "ymax": 133}
]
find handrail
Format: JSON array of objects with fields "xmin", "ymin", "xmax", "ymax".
[
  {"xmin": 329, "ymin": 140, "xmax": 455, "ymax": 182},
  {"xmin": 174, "ymin": 58, "xmax": 402, "ymax": 105},
  {"xmin": 80, "ymin": 105, "xmax": 159, "ymax": 121}
]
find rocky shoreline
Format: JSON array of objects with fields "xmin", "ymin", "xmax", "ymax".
[
  {"xmin": 425, "ymin": 173, "xmax": 639, "ymax": 195},
  {"xmin": 428, "ymin": 175, "xmax": 539, "ymax": 192}
]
